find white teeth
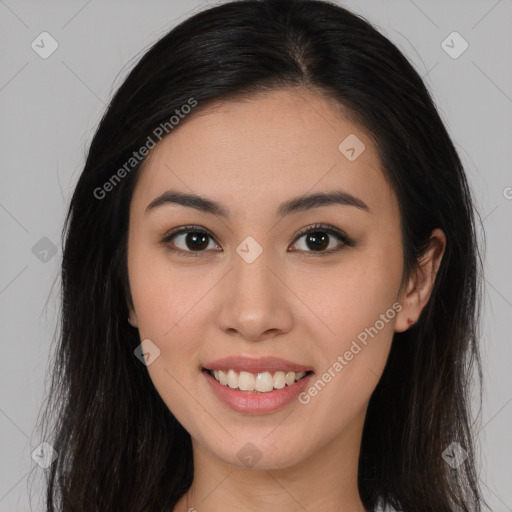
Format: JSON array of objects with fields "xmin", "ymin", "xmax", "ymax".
[
  {"xmin": 285, "ymin": 372, "xmax": 296, "ymax": 386},
  {"xmin": 255, "ymin": 372, "xmax": 274, "ymax": 392},
  {"xmin": 209, "ymin": 369, "xmax": 310, "ymax": 392},
  {"xmin": 227, "ymin": 369, "xmax": 238, "ymax": 389},
  {"xmin": 218, "ymin": 370, "xmax": 228, "ymax": 385},
  {"xmin": 238, "ymin": 371, "xmax": 255, "ymax": 391},
  {"xmin": 273, "ymin": 371, "xmax": 286, "ymax": 389}
]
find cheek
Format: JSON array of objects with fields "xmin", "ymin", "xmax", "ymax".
[
  {"xmin": 128, "ymin": 245, "xmax": 209, "ymax": 428},
  {"xmin": 127, "ymin": 239, "xmax": 211, "ymax": 427},
  {"xmin": 302, "ymin": 244, "xmax": 402, "ymax": 348},
  {"xmin": 130, "ymin": 272, "xmax": 207, "ymax": 375},
  {"xmin": 296, "ymin": 243, "xmax": 402, "ymax": 419},
  {"xmin": 128, "ymin": 235, "xmax": 202, "ymax": 340}
]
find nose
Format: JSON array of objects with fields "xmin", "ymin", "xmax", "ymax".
[{"xmin": 216, "ymin": 247, "xmax": 294, "ymax": 342}]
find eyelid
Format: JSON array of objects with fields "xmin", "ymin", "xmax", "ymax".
[
  {"xmin": 161, "ymin": 225, "xmax": 220, "ymax": 257},
  {"xmin": 289, "ymin": 223, "xmax": 355, "ymax": 252},
  {"xmin": 161, "ymin": 224, "xmax": 216, "ymax": 242},
  {"xmin": 160, "ymin": 223, "xmax": 354, "ymax": 256}
]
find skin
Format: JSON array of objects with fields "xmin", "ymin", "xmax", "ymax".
[{"xmin": 127, "ymin": 87, "xmax": 446, "ymax": 512}]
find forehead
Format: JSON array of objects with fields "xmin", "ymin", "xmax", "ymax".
[{"xmin": 132, "ymin": 87, "xmax": 397, "ymax": 220}]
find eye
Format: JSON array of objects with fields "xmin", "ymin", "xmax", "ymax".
[
  {"xmin": 161, "ymin": 225, "xmax": 220, "ymax": 257},
  {"xmin": 289, "ymin": 223, "xmax": 355, "ymax": 255},
  {"xmin": 161, "ymin": 223, "xmax": 355, "ymax": 257}
]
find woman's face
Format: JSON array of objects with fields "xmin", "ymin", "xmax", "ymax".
[{"xmin": 127, "ymin": 87, "xmax": 407, "ymax": 469}]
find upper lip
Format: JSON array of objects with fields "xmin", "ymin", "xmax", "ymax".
[{"xmin": 203, "ymin": 356, "xmax": 314, "ymax": 374}]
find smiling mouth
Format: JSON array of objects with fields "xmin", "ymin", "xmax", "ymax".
[{"xmin": 203, "ymin": 368, "xmax": 313, "ymax": 393}]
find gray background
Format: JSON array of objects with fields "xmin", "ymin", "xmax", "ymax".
[{"xmin": 0, "ymin": 0, "xmax": 511, "ymax": 510}]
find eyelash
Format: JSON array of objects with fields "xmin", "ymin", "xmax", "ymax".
[{"xmin": 160, "ymin": 223, "xmax": 355, "ymax": 258}]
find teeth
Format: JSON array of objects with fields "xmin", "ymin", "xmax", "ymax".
[
  {"xmin": 255, "ymin": 372, "xmax": 273, "ymax": 392},
  {"xmin": 227, "ymin": 369, "xmax": 238, "ymax": 389},
  {"xmin": 273, "ymin": 371, "xmax": 286, "ymax": 389},
  {"xmin": 209, "ymin": 369, "xmax": 309, "ymax": 392},
  {"xmin": 218, "ymin": 370, "xmax": 228, "ymax": 386},
  {"xmin": 239, "ymin": 371, "xmax": 255, "ymax": 391}
]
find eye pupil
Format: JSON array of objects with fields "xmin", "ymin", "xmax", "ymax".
[
  {"xmin": 186, "ymin": 232, "xmax": 209, "ymax": 251},
  {"xmin": 306, "ymin": 231, "xmax": 329, "ymax": 251},
  {"xmin": 166, "ymin": 225, "xmax": 347, "ymax": 256}
]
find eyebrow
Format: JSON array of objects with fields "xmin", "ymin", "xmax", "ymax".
[{"xmin": 145, "ymin": 189, "xmax": 370, "ymax": 218}]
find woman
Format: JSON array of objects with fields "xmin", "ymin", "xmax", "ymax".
[{"xmin": 37, "ymin": 0, "xmax": 486, "ymax": 510}]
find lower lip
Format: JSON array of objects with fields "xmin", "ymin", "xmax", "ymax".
[{"xmin": 202, "ymin": 370, "xmax": 314, "ymax": 414}]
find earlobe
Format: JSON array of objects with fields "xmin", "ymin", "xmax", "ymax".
[
  {"xmin": 394, "ymin": 228, "xmax": 446, "ymax": 333},
  {"xmin": 394, "ymin": 276, "xmax": 419, "ymax": 333},
  {"xmin": 127, "ymin": 307, "xmax": 138, "ymax": 328}
]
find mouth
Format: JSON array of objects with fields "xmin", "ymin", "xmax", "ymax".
[
  {"xmin": 202, "ymin": 368, "xmax": 314, "ymax": 394},
  {"xmin": 201, "ymin": 355, "xmax": 315, "ymax": 413}
]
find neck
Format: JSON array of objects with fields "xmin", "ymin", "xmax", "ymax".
[{"xmin": 174, "ymin": 407, "xmax": 369, "ymax": 512}]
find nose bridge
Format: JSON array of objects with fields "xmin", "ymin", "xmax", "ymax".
[
  {"xmin": 232, "ymin": 238, "xmax": 278, "ymax": 305},
  {"xmin": 217, "ymin": 237, "xmax": 292, "ymax": 339}
]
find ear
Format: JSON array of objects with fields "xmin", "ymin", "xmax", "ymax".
[
  {"xmin": 395, "ymin": 228, "xmax": 446, "ymax": 333},
  {"xmin": 128, "ymin": 304, "xmax": 139, "ymax": 328}
]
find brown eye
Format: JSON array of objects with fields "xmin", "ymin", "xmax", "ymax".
[
  {"xmin": 162, "ymin": 223, "xmax": 354, "ymax": 258},
  {"xmin": 301, "ymin": 231, "xmax": 330, "ymax": 251},
  {"xmin": 289, "ymin": 223, "xmax": 355, "ymax": 254},
  {"xmin": 162, "ymin": 227, "xmax": 221, "ymax": 256},
  {"xmin": 180, "ymin": 231, "xmax": 210, "ymax": 251}
]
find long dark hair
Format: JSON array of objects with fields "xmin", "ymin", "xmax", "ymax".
[{"xmin": 35, "ymin": 0, "xmax": 486, "ymax": 510}]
